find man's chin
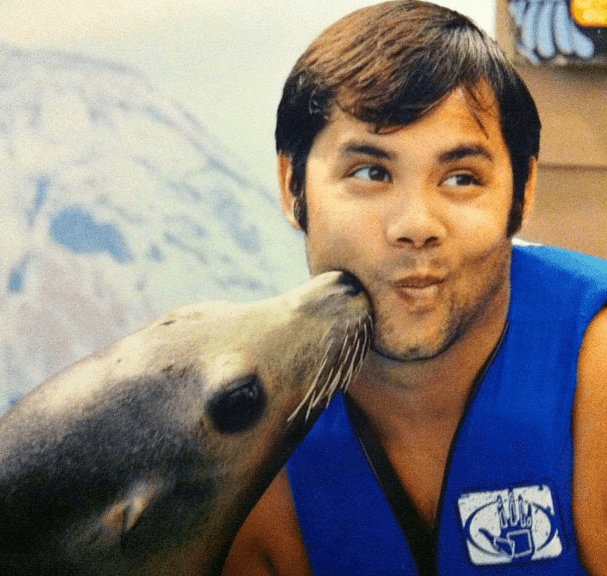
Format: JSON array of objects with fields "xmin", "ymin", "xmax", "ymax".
[{"xmin": 371, "ymin": 332, "xmax": 457, "ymax": 363}]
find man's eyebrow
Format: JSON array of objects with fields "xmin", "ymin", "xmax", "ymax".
[
  {"xmin": 438, "ymin": 145, "xmax": 494, "ymax": 164},
  {"xmin": 341, "ymin": 142, "xmax": 395, "ymax": 161}
]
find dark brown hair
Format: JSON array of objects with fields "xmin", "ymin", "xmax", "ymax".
[{"xmin": 275, "ymin": 0, "xmax": 541, "ymax": 236}]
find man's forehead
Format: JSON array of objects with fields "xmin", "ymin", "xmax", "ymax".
[{"xmin": 320, "ymin": 85, "xmax": 501, "ymax": 146}]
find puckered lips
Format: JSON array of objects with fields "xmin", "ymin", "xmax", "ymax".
[{"xmin": 392, "ymin": 274, "xmax": 446, "ymax": 307}]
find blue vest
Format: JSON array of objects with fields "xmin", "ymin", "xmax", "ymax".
[{"xmin": 287, "ymin": 245, "xmax": 607, "ymax": 575}]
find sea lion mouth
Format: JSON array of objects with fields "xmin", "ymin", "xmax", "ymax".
[{"xmin": 287, "ymin": 312, "xmax": 373, "ymax": 424}]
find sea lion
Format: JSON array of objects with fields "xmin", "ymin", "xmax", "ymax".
[{"xmin": 0, "ymin": 271, "xmax": 372, "ymax": 576}]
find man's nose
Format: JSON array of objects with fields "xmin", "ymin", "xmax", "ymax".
[{"xmin": 384, "ymin": 186, "xmax": 446, "ymax": 249}]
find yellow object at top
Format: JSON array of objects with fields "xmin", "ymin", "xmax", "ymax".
[{"xmin": 571, "ymin": 0, "xmax": 607, "ymax": 27}]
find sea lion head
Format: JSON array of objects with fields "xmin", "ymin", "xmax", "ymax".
[{"xmin": 0, "ymin": 271, "xmax": 372, "ymax": 575}]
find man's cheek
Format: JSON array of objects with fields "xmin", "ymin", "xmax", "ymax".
[{"xmin": 306, "ymin": 232, "xmax": 354, "ymax": 274}]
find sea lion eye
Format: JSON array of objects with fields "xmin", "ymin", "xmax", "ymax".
[{"xmin": 208, "ymin": 377, "xmax": 266, "ymax": 434}]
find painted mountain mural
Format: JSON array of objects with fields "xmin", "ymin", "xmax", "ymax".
[{"xmin": 0, "ymin": 42, "xmax": 308, "ymax": 413}]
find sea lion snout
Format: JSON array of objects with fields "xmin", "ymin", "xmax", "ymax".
[
  {"xmin": 0, "ymin": 271, "xmax": 372, "ymax": 575},
  {"xmin": 278, "ymin": 270, "xmax": 369, "ymax": 321},
  {"xmin": 336, "ymin": 270, "xmax": 366, "ymax": 296}
]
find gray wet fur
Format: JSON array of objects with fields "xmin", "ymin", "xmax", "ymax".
[{"xmin": 0, "ymin": 271, "xmax": 372, "ymax": 575}]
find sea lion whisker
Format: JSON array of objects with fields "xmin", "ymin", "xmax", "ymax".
[
  {"xmin": 310, "ymin": 364, "xmax": 336, "ymax": 414},
  {"xmin": 315, "ymin": 331, "xmax": 351, "ymax": 403},
  {"xmin": 310, "ymin": 339, "xmax": 351, "ymax": 417},
  {"xmin": 324, "ymin": 359, "xmax": 348, "ymax": 407},
  {"xmin": 326, "ymin": 368, "xmax": 346, "ymax": 407},
  {"xmin": 321, "ymin": 321, "xmax": 368, "ymax": 405},
  {"xmin": 335, "ymin": 323, "xmax": 352, "ymax": 358},
  {"xmin": 331, "ymin": 336, "xmax": 356, "ymax": 395},
  {"xmin": 342, "ymin": 340, "xmax": 361, "ymax": 393},
  {"xmin": 320, "ymin": 325, "xmax": 334, "ymax": 346},
  {"xmin": 287, "ymin": 345, "xmax": 331, "ymax": 424},
  {"xmin": 305, "ymin": 389, "xmax": 323, "ymax": 421},
  {"xmin": 345, "ymin": 322, "xmax": 370, "ymax": 392},
  {"xmin": 361, "ymin": 317, "xmax": 371, "ymax": 355},
  {"xmin": 345, "ymin": 339, "xmax": 359, "ymax": 377},
  {"xmin": 329, "ymin": 331, "xmax": 362, "ymax": 405}
]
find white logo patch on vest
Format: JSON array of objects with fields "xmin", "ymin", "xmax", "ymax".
[{"xmin": 458, "ymin": 485, "xmax": 563, "ymax": 565}]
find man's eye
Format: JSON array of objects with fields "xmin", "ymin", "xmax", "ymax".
[
  {"xmin": 444, "ymin": 173, "xmax": 481, "ymax": 187},
  {"xmin": 351, "ymin": 165, "xmax": 391, "ymax": 182}
]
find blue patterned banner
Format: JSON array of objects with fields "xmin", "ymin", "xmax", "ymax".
[{"xmin": 508, "ymin": 0, "xmax": 607, "ymax": 64}]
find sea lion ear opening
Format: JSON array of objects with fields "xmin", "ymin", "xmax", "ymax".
[
  {"xmin": 278, "ymin": 153, "xmax": 302, "ymax": 231},
  {"xmin": 93, "ymin": 480, "xmax": 163, "ymax": 548}
]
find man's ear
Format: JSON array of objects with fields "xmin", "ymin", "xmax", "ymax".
[
  {"xmin": 277, "ymin": 153, "xmax": 302, "ymax": 231},
  {"xmin": 521, "ymin": 157, "xmax": 538, "ymax": 227}
]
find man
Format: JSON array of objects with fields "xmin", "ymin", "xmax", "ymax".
[{"xmin": 223, "ymin": 2, "xmax": 607, "ymax": 574}]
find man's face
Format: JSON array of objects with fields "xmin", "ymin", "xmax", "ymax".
[{"xmin": 282, "ymin": 88, "xmax": 531, "ymax": 362}]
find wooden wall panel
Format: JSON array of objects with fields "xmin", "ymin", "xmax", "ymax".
[
  {"xmin": 520, "ymin": 166, "xmax": 607, "ymax": 259},
  {"xmin": 497, "ymin": 0, "xmax": 607, "ymax": 257}
]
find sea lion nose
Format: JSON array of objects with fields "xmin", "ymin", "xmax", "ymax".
[{"xmin": 336, "ymin": 271, "xmax": 366, "ymax": 297}]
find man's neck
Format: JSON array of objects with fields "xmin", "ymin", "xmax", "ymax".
[{"xmin": 348, "ymin": 288, "xmax": 509, "ymax": 441}]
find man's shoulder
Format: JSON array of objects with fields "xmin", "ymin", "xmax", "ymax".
[
  {"xmin": 512, "ymin": 242, "xmax": 607, "ymax": 281},
  {"xmin": 573, "ymin": 306, "xmax": 607, "ymax": 575},
  {"xmin": 510, "ymin": 243, "xmax": 607, "ymax": 321},
  {"xmin": 222, "ymin": 468, "xmax": 312, "ymax": 576}
]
